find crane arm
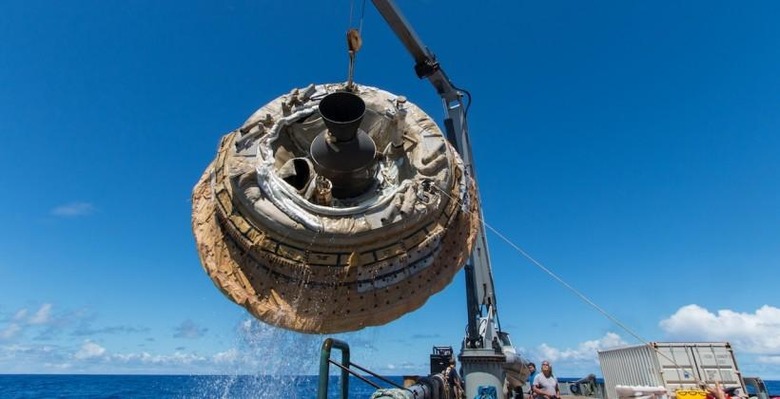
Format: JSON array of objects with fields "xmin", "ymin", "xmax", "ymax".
[{"xmin": 370, "ymin": 0, "xmax": 501, "ymax": 349}]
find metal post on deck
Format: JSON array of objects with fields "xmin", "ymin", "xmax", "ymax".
[{"xmin": 318, "ymin": 338, "xmax": 351, "ymax": 399}]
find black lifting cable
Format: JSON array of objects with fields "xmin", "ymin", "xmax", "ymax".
[
  {"xmin": 349, "ymin": 360, "xmax": 408, "ymax": 390},
  {"xmin": 327, "ymin": 358, "xmax": 412, "ymax": 392},
  {"xmin": 347, "ymin": 0, "xmax": 367, "ymax": 34},
  {"xmin": 327, "ymin": 359, "xmax": 382, "ymax": 389}
]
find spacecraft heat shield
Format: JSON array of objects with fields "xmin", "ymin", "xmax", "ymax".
[{"xmin": 192, "ymin": 83, "xmax": 479, "ymax": 333}]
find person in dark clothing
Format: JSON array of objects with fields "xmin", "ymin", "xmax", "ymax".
[
  {"xmin": 446, "ymin": 357, "xmax": 464, "ymax": 399},
  {"xmin": 526, "ymin": 362, "xmax": 537, "ymax": 394},
  {"xmin": 513, "ymin": 385, "xmax": 525, "ymax": 399}
]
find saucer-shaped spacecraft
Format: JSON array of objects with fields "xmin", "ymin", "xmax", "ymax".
[{"xmin": 192, "ymin": 83, "xmax": 478, "ymax": 333}]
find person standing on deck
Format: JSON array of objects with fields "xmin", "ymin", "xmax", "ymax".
[
  {"xmin": 532, "ymin": 360, "xmax": 559, "ymax": 399},
  {"xmin": 527, "ymin": 362, "xmax": 537, "ymax": 389},
  {"xmin": 445, "ymin": 357, "xmax": 464, "ymax": 399},
  {"xmin": 519, "ymin": 362, "xmax": 537, "ymax": 398}
]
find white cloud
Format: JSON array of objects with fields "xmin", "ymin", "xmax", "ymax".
[
  {"xmin": 51, "ymin": 202, "xmax": 95, "ymax": 217},
  {"xmin": 756, "ymin": 355, "xmax": 780, "ymax": 365},
  {"xmin": 112, "ymin": 351, "xmax": 207, "ymax": 366},
  {"xmin": 523, "ymin": 332, "xmax": 629, "ymax": 377},
  {"xmin": 2, "ymin": 341, "xmax": 218, "ymax": 374},
  {"xmin": 0, "ymin": 318, "xmax": 323, "ymax": 375},
  {"xmin": 29, "ymin": 304, "xmax": 52, "ymax": 325},
  {"xmin": 0, "ymin": 343, "xmax": 69, "ymax": 372},
  {"xmin": 44, "ymin": 362, "xmax": 73, "ymax": 370},
  {"xmin": 12, "ymin": 309, "xmax": 28, "ymax": 321},
  {"xmin": 4, "ymin": 303, "xmax": 54, "ymax": 324},
  {"xmin": 384, "ymin": 362, "xmax": 419, "ymax": 371},
  {"xmin": 212, "ymin": 348, "xmax": 239, "ymax": 364},
  {"xmin": 74, "ymin": 341, "xmax": 106, "ymax": 360},
  {"xmin": 659, "ymin": 304, "xmax": 780, "ymax": 354},
  {"xmin": 535, "ymin": 332, "xmax": 628, "ymax": 363},
  {"xmin": 1, "ymin": 304, "xmax": 55, "ymax": 340},
  {"xmin": 0, "ymin": 323, "xmax": 22, "ymax": 340}
]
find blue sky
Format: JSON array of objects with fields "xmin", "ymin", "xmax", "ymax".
[{"xmin": 2, "ymin": 0, "xmax": 780, "ymax": 381}]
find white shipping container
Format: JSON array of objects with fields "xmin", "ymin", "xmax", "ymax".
[{"xmin": 598, "ymin": 342, "xmax": 745, "ymax": 399}]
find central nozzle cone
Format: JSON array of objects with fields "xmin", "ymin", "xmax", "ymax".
[
  {"xmin": 318, "ymin": 91, "xmax": 366, "ymax": 142},
  {"xmin": 310, "ymin": 91, "xmax": 377, "ymax": 199}
]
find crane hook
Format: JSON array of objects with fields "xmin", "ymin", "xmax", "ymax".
[{"xmin": 346, "ymin": 28, "xmax": 362, "ymax": 91}]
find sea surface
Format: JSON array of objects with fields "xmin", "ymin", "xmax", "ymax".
[
  {"xmin": 0, "ymin": 374, "xmax": 390, "ymax": 399},
  {"xmin": 0, "ymin": 375, "xmax": 778, "ymax": 399}
]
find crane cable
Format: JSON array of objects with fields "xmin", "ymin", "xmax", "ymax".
[
  {"xmin": 348, "ymin": 0, "xmax": 367, "ymax": 34},
  {"xmin": 480, "ymin": 221, "xmax": 648, "ymax": 345},
  {"xmin": 346, "ymin": 0, "xmax": 367, "ymax": 90}
]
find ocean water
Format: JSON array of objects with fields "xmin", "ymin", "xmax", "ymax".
[
  {"xmin": 0, "ymin": 374, "xmax": 399, "ymax": 399},
  {"xmin": 0, "ymin": 375, "xmax": 777, "ymax": 399}
]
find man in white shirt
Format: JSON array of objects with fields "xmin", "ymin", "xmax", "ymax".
[{"xmin": 532, "ymin": 360, "xmax": 560, "ymax": 399}]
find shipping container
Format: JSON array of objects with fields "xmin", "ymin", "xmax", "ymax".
[{"xmin": 598, "ymin": 342, "xmax": 745, "ymax": 399}]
